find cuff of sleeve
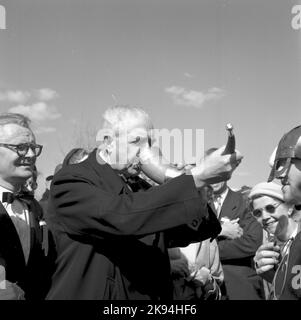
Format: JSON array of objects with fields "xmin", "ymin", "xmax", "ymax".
[{"xmin": 184, "ymin": 190, "xmax": 208, "ymax": 230}]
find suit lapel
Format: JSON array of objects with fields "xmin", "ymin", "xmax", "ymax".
[
  {"xmin": 219, "ymin": 189, "xmax": 238, "ymax": 220},
  {"xmin": 25, "ymin": 200, "xmax": 43, "ymax": 264},
  {"xmin": 0, "ymin": 202, "xmax": 26, "ymax": 269}
]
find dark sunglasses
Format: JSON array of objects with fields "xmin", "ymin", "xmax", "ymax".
[
  {"xmin": 0, "ymin": 143, "xmax": 43, "ymax": 157},
  {"xmin": 252, "ymin": 202, "xmax": 282, "ymax": 218}
]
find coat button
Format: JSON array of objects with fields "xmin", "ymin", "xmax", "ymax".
[{"xmin": 192, "ymin": 219, "xmax": 198, "ymax": 227}]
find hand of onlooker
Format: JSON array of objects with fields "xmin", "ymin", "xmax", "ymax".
[
  {"xmin": 191, "ymin": 146, "xmax": 243, "ymax": 188},
  {"xmin": 170, "ymin": 259, "xmax": 190, "ymax": 278},
  {"xmin": 191, "ymin": 271, "xmax": 221, "ymax": 300},
  {"xmin": 254, "ymin": 242, "xmax": 280, "ymax": 275},
  {"xmin": 193, "ymin": 266, "xmax": 211, "ymax": 285},
  {"xmin": 0, "ymin": 281, "xmax": 25, "ymax": 300},
  {"xmin": 220, "ymin": 219, "xmax": 243, "ymax": 239}
]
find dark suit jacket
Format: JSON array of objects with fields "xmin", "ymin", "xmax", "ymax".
[
  {"xmin": 0, "ymin": 197, "xmax": 51, "ymax": 300},
  {"xmin": 216, "ymin": 189, "xmax": 264, "ymax": 300},
  {"xmin": 39, "ymin": 188, "xmax": 50, "ymax": 219},
  {"xmin": 46, "ymin": 149, "xmax": 221, "ymax": 300}
]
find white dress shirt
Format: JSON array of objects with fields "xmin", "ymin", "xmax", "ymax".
[
  {"xmin": 0, "ymin": 185, "xmax": 31, "ymax": 264},
  {"xmin": 212, "ymin": 187, "xmax": 229, "ymax": 218}
]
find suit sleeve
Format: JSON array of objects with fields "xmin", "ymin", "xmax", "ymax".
[
  {"xmin": 48, "ymin": 172, "xmax": 209, "ymax": 241},
  {"xmin": 166, "ymin": 204, "xmax": 221, "ymax": 248},
  {"xmin": 218, "ymin": 206, "xmax": 263, "ymax": 260}
]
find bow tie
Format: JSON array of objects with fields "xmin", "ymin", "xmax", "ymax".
[{"xmin": 2, "ymin": 191, "xmax": 34, "ymax": 204}]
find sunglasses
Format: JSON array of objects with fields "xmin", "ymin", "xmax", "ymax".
[
  {"xmin": 252, "ymin": 202, "xmax": 282, "ymax": 218},
  {"xmin": 0, "ymin": 143, "xmax": 43, "ymax": 157}
]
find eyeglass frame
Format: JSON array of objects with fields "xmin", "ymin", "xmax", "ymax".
[
  {"xmin": 252, "ymin": 202, "xmax": 283, "ymax": 218},
  {"xmin": 0, "ymin": 143, "xmax": 43, "ymax": 157}
]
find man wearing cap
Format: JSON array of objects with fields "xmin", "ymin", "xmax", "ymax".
[{"xmin": 263, "ymin": 125, "xmax": 301, "ymax": 299}]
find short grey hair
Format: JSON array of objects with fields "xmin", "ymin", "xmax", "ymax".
[
  {"xmin": 102, "ymin": 105, "xmax": 153, "ymax": 136},
  {"xmin": 0, "ymin": 113, "xmax": 31, "ymax": 129}
]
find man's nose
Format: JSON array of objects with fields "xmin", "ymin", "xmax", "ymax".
[
  {"xmin": 25, "ymin": 146, "xmax": 36, "ymax": 158},
  {"xmin": 261, "ymin": 211, "xmax": 270, "ymax": 221}
]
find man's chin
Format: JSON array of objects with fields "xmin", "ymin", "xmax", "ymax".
[
  {"xmin": 266, "ymin": 225, "xmax": 277, "ymax": 235},
  {"xmin": 17, "ymin": 167, "xmax": 33, "ymax": 178}
]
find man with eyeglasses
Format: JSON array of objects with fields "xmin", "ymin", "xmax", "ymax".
[
  {"xmin": 0, "ymin": 113, "xmax": 50, "ymax": 300},
  {"xmin": 255, "ymin": 125, "xmax": 301, "ymax": 299}
]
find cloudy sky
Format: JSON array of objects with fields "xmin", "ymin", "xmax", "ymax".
[{"xmin": 0, "ymin": 0, "xmax": 301, "ymax": 197}]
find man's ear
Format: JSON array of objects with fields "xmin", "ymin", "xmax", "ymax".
[
  {"xmin": 102, "ymin": 135, "xmax": 114, "ymax": 154},
  {"xmin": 103, "ymin": 135, "xmax": 113, "ymax": 145},
  {"xmin": 96, "ymin": 128, "xmax": 114, "ymax": 145},
  {"xmin": 96, "ymin": 127, "xmax": 115, "ymax": 151}
]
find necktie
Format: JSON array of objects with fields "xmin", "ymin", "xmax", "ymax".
[{"xmin": 214, "ymin": 195, "xmax": 222, "ymax": 217}]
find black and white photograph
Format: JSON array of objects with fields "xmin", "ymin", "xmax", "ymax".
[{"xmin": 0, "ymin": 0, "xmax": 301, "ymax": 314}]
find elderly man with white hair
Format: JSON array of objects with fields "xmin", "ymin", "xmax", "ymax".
[{"xmin": 46, "ymin": 105, "xmax": 242, "ymax": 300}]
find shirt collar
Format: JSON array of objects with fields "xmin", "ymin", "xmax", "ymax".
[
  {"xmin": 98, "ymin": 149, "xmax": 110, "ymax": 164},
  {"xmin": 291, "ymin": 224, "xmax": 299, "ymax": 239},
  {"xmin": 213, "ymin": 187, "xmax": 229, "ymax": 203}
]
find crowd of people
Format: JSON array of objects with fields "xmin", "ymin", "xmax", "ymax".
[{"xmin": 0, "ymin": 106, "xmax": 301, "ymax": 300}]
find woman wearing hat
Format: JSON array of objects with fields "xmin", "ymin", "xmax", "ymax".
[{"xmin": 249, "ymin": 181, "xmax": 299, "ymax": 299}]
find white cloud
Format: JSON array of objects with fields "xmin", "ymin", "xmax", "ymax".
[
  {"xmin": 35, "ymin": 88, "xmax": 58, "ymax": 101},
  {"xmin": 35, "ymin": 126, "xmax": 57, "ymax": 134},
  {"xmin": 165, "ymin": 86, "xmax": 226, "ymax": 108},
  {"xmin": 8, "ymin": 102, "xmax": 61, "ymax": 121},
  {"xmin": 0, "ymin": 88, "xmax": 59, "ymax": 104},
  {"xmin": 184, "ymin": 72, "xmax": 194, "ymax": 78},
  {"xmin": 0, "ymin": 90, "xmax": 30, "ymax": 103}
]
